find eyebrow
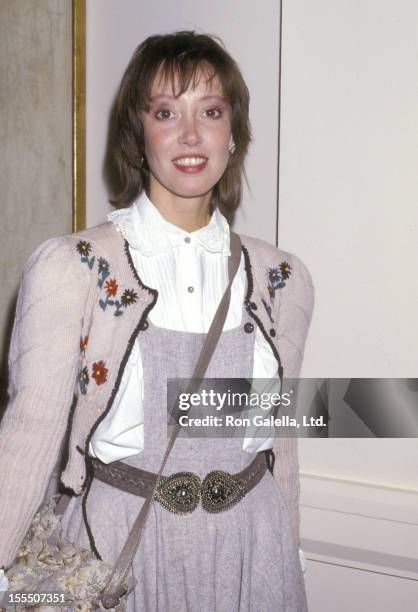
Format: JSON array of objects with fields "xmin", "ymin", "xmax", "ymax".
[{"xmin": 149, "ymin": 94, "xmax": 226, "ymax": 103}]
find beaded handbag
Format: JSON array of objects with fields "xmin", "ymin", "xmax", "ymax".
[{"xmin": 3, "ymin": 492, "xmax": 134, "ymax": 611}]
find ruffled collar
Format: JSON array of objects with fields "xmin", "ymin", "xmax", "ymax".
[{"xmin": 107, "ymin": 191, "xmax": 231, "ymax": 257}]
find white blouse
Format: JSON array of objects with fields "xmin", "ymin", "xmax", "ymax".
[{"xmin": 89, "ymin": 192, "xmax": 277, "ymax": 462}]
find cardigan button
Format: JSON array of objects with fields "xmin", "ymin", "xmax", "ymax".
[
  {"xmin": 244, "ymin": 322, "xmax": 254, "ymax": 334},
  {"xmin": 250, "ymin": 302, "xmax": 257, "ymax": 310},
  {"xmin": 140, "ymin": 319, "xmax": 149, "ymax": 331},
  {"xmin": 269, "ymin": 328, "xmax": 276, "ymax": 337}
]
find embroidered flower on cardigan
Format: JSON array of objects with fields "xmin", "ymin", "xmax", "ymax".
[
  {"xmin": 75, "ymin": 241, "xmax": 138, "ymax": 317},
  {"xmin": 78, "ymin": 358, "xmax": 108, "ymax": 393},
  {"xmin": 121, "ymin": 289, "xmax": 138, "ymax": 307},
  {"xmin": 91, "ymin": 360, "xmax": 108, "ymax": 385},
  {"xmin": 79, "ymin": 366, "xmax": 89, "ymax": 395},
  {"xmin": 76, "ymin": 241, "xmax": 95, "ymax": 270},
  {"xmin": 280, "ymin": 261, "xmax": 292, "ymax": 280},
  {"xmin": 104, "ymin": 278, "xmax": 118, "ymax": 297},
  {"xmin": 76, "ymin": 243, "xmax": 110, "ymax": 284},
  {"xmin": 99, "ymin": 283, "xmax": 137, "ymax": 316},
  {"xmin": 267, "ymin": 261, "xmax": 292, "ymax": 302},
  {"xmin": 76, "ymin": 241, "xmax": 92, "ymax": 257},
  {"xmin": 80, "ymin": 336, "xmax": 89, "ymax": 353},
  {"xmin": 97, "ymin": 257, "xmax": 110, "ymax": 288},
  {"xmin": 99, "ymin": 279, "xmax": 119, "ymax": 311}
]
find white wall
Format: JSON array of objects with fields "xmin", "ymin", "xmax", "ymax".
[
  {"xmin": 280, "ymin": 2, "xmax": 418, "ymax": 608},
  {"xmin": 280, "ymin": 0, "xmax": 418, "ymax": 483},
  {"xmin": 280, "ymin": 0, "xmax": 418, "ymax": 379}
]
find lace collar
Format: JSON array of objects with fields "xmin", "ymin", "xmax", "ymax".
[{"xmin": 107, "ymin": 191, "xmax": 231, "ymax": 257}]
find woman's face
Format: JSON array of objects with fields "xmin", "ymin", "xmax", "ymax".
[{"xmin": 140, "ymin": 67, "xmax": 232, "ymax": 203}]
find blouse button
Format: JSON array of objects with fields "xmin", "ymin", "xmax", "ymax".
[
  {"xmin": 269, "ymin": 328, "xmax": 276, "ymax": 337},
  {"xmin": 140, "ymin": 319, "xmax": 149, "ymax": 331},
  {"xmin": 184, "ymin": 237, "xmax": 191, "ymax": 243},
  {"xmin": 244, "ymin": 322, "xmax": 254, "ymax": 334},
  {"xmin": 187, "ymin": 286, "xmax": 195, "ymax": 293}
]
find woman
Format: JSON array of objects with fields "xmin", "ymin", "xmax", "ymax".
[{"xmin": 0, "ymin": 31, "xmax": 314, "ymax": 610}]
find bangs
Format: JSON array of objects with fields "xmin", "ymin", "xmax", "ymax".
[{"xmin": 140, "ymin": 57, "xmax": 228, "ymax": 110}]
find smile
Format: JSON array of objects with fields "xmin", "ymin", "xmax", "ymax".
[{"xmin": 172, "ymin": 156, "xmax": 208, "ymax": 174}]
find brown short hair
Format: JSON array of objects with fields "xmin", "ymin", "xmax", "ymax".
[{"xmin": 111, "ymin": 30, "xmax": 251, "ymax": 218}]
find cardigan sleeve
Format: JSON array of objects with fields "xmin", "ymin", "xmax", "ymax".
[
  {"xmin": 239, "ymin": 235, "xmax": 315, "ymax": 548},
  {"xmin": 272, "ymin": 252, "xmax": 314, "ymax": 547},
  {"xmin": 275, "ymin": 252, "xmax": 314, "ymax": 382},
  {"xmin": 0, "ymin": 235, "xmax": 89, "ymax": 569}
]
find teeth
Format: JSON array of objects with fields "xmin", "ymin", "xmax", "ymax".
[{"xmin": 173, "ymin": 157, "xmax": 207, "ymax": 166}]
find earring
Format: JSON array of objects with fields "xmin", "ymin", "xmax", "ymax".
[
  {"xmin": 229, "ymin": 139, "xmax": 236, "ymax": 155},
  {"xmin": 139, "ymin": 156, "xmax": 144, "ymax": 167}
]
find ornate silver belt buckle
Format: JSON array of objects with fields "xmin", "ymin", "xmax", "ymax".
[
  {"xmin": 154, "ymin": 470, "xmax": 246, "ymax": 515},
  {"xmin": 201, "ymin": 470, "xmax": 246, "ymax": 513},
  {"xmin": 154, "ymin": 472, "xmax": 200, "ymax": 515}
]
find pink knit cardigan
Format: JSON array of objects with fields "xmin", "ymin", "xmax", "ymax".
[{"xmin": 0, "ymin": 221, "xmax": 314, "ymax": 568}]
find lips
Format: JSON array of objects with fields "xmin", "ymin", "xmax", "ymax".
[{"xmin": 172, "ymin": 155, "xmax": 208, "ymax": 174}]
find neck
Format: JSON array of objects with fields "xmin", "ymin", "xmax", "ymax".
[{"xmin": 149, "ymin": 181, "xmax": 213, "ymax": 232}]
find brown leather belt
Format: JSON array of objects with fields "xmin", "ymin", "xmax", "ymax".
[{"xmin": 91, "ymin": 450, "xmax": 271, "ymax": 515}]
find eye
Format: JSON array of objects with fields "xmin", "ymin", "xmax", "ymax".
[
  {"xmin": 155, "ymin": 109, "xmax": 174, "ymax": 120},
  {"xmin": 204, "ymin": 108, "xmax": 222, "ymax": 119}
]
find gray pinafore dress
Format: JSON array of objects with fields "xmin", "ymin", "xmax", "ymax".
[{"xmin": 60, "ymin": 297, "xmax": 308, "ymax": 611}]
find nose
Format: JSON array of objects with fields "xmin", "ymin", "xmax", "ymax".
[{"xmin": 178, "ymin": 114, "xmax": 201, "ymax": 146}]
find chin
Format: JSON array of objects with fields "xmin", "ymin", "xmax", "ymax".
[
  {"xmin": 167, "ymin": 180, "xmax": 215, "ymax": 200},
  {"xmin": 175, "ymin": 188, "xmax": 212, "ymax": 199}
]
